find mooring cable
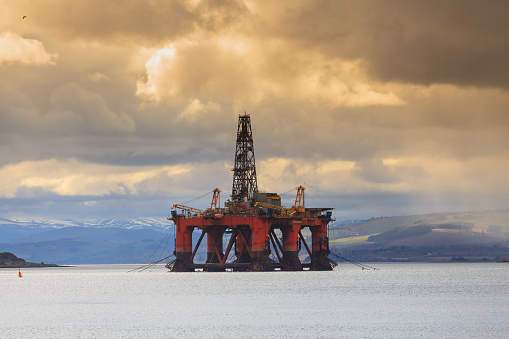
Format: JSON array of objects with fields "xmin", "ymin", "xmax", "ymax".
[
  {"xmin": 127, "ymin": 226, "xmax": 176, "ymax": 273},
  {"xmin": 329, "ymin": 252, "xmax": 379, "ymax": 270},
  {"xmin": 150, "ymin": 228, "xmax": 174, "ymax": 272},
  {"xmin": 138, "ymin": 254, "xmax": 175, "ymax": 272},
  {"xmin": 141, "ymin": 226, "xmax": 173, "ymax": 265},
  {"xmin": 127, "ymin": 254, "xmax": 175, "ymax": 273}
]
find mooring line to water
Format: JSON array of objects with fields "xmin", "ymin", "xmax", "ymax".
[
  {"xmin": 329, "ymin": 252, "xmax": 379, "ymax": 270},
  {"xmin": 138, "ymin": 254, "xmax": 173, "ymax": 272},
  {"xmin": 151, "ymin": 231, "xmax": 173, "ymax": 272},
  {"xmin": 141, "ymin": 226, "xmax": 174, "ymax": 265},
  {"xmin": 127, "ymin": 254, "xmax": 175, "ymax": 273}
]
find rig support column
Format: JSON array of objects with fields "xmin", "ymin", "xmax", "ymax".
[
  {"xmin": 310, "ymin": 220, "xmax": 333, "ymax": 271},
  {"xmin": 249, "ymin": 218, "xmax": 272, "ymax": 271},
  {"xmin": 206, "ymin": 228, "xmax": 224, "ymax": 272},
  {"xmin": 173, "ymin": 224, "xmax": 194, "ymax": 272},
  {"xmin": 235, "ymin": 228, "xmax": 251, "ymax": 269},
  {"xmin": 281, "ymin": 222, "xmax": 303, "ymax": 271}
]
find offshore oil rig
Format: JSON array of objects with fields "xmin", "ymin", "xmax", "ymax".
[{"xmin": 167, "ymin": 113, "xmax": 336, "ymax": 271}]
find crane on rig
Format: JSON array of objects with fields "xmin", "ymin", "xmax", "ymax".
[
  {"xmin": 210, "ymin": 188, "xmax": 221, "ymax": 211},
  {"xmin": 171, "ymin": 188, "xmax": 222, "ymax": 218},
  {"xmin": 171, "ymin": 204, "xmax": 204, "ymax": 217},
  {"xmin": 290, "ymin": 185, "xmax": 305, "ymax": 214}
]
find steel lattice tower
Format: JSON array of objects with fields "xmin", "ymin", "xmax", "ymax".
[{"xmin": 231, "ymin": 113, "xmax": 258, "ymax": 201}]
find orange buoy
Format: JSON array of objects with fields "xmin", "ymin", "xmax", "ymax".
[{"xmin": 18, "ymin": 269, "xmax": 23, "ymax": 278}]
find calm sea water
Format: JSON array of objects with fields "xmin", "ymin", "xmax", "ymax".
[{"xmin": 1, "ymin": 263, "xmax": 508, "ymax": 338}]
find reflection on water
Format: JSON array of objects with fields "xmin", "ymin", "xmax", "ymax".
[{"xmin": 1, "ymin": 263, "xmax": 509, "ymax": 338}]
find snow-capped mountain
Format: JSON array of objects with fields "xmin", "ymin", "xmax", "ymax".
[
  {"xmin": 0, "ymin": 217, "xmax": 174, "ymax": 243},
  {"xmin": 0, "ymin": 217, "xmax": 173, "ymax": 230}
]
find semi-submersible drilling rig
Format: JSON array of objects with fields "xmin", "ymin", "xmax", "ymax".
[{"xmin": 168, "ymin": 113, "xmax": 336, "ymax": 271}]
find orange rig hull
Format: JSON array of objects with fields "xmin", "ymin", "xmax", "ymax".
[{"xmin": 169, "ymin": 213, "xmax": 334, "ymax": 272}]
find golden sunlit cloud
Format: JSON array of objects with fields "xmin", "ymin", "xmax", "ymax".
[
  {"xmin": 136, "ymin": 37, "xmax": 403, "ymax": 109},
  {"xmin": 136, "ymin": 45, "xmax": 177, "ymax": 101},
  {"xmin": 87, "ymin": 72, "xmax": 109, "ymax": 82},
  {"xmin": 0, "ymin": 159, "xmax": 191, "ymax": 198},
  {"xmin": 0, "ymin": 32, "xmax": 57, "ymax": 66},
  {"xmin": 177, "ymin": 99, "xmax": 221, "ymax": 122},
  {"xmin": 258, "ymin": 155, "xmax": 509, "ymax": 199}
]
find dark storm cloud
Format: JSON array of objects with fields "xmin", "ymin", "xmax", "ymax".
[
  {"xmin": 78, "ymin": 145, "xmax": 233, "ymax": 167},
  {"xmin": 353, "ymin": 159, "xmax": 401, "ymax": 184},
  {"xmin": 10, "ymin": 0, "xmax": 249, "ymax": 45},
  {"xmin": 259, "ymin": 0, "xmax": 509, "ymax": 88}
]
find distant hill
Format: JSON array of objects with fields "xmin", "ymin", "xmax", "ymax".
[
  {"xmin": 2, "ymin": 210, "xmax": 509, "ymax": 264},
  {"xmin": 330, "ymin": 209, "xmax": 509, "ymax": 262},
  {"xmin": 0, "ymin": 217, "xmax": 173, "ymax": 242},
  {"xmin": 0, "ymin": 252, "xmax": 59, "ymax": 268},
  {"xmin": 10, "ymin": 227, "xmax": 167, "ymax": 244},
  {"xmin": 0, "ymin": 218, "xmax": 175, "ymax": 265},
  {"xmin": 336, "ymin": 209, "xmax": 509, "ymax": 234},
  {"xmin": 1, "ymin": 238, "xmax": 174, "ymax": 265}
]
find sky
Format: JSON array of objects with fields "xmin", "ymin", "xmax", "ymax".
[{"xmin": 1, "ymin": 0, "xmax": 508, "ymax": 221}]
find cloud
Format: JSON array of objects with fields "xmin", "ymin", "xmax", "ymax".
[
  {"xmin": 0, "ymin": 159, "xmax": 191, "ymax": 198},
  {"xmin": 47, "ymin": 82, "xmax": 136, "ymax": 134},
  {"xmin": 136, "ymin": 40, "xmax": 256, "ymax": 104},
  {"xmin": 252, "ymin": 0, "xmax": 509, "ymax": 89},
  {"xmin": 11, "ymin": 0, "xmax": 507, "ymax": 89},
  {"xmin": 4, "ymin": 0, "xmax": 248, "ymax": 45},
  {"xmin": 136, "ymin": 45, "xmax": 178, "ymax": 101},
  {"xmin": 0, "ymin": 158, "xmax": 236, "ymax": 218},
  {"xmin": 136, "ymin": 36, "xmax": 403, "ymax": 109},
  {"xmin": 353, "ymin": 159, "xmax": 401, "ymax": 184},
  {"xmin": 88, "ymin": 72, "xmax": 109, "ymax": 82},
  {"xmin": 177, "ymin": 99, "xmax": 221, "ymax": 122},
  {"xmin": 0, "ymin": 32, "xmax": 57, "ymax": 66},
  {"xmin": 258, "ymin": 154, "xmax": 509, "ymax": 215}
]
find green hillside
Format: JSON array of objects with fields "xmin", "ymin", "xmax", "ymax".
[
  {"xmin": 0, "ymin": 252, "xmax": 59, "ymax": 268},
  {"xmin": 330, "ymin": 209, "xmax": 509, "ymax": 262},
  {"xmin": 340, "ymin": 209, "xmax": 509, "ymax": 235}
]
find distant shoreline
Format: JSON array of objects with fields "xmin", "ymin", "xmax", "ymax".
[
  {"xmin": 0, "ymin": 264, "xmax": 72, "ymax": 268},
  {"xmin": 0, "ymin": 252, "xmax": 67, "ymax": 268}
]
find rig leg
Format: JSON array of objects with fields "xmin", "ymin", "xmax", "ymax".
[
  {"xmin": 235, "ymin": 228, "xmax": 251, "ymax": 271},
  {"xmin": 249, "ymin": 218, "xmax": 273, "ymax": 271},
  {"xmin": 281, "ymin": 222, "xmax": 303, "ymax": 271},
  {"xmin": 205, "ymin": 228, "xmax": 224, "ymax": 272},
  {"xmin": 310, "ymin": 221, "xmax": 333, "ymax": 271},
  {"xmin": 173, "ymin": 224, "xmax": 194, "ymax": 272}
]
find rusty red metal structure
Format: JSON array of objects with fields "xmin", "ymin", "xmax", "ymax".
[{"xmin": 168, "ymin": 113, "xmax": 335, "ymax": 271}]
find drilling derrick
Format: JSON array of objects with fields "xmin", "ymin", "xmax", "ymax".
[
  {"xmin": 168, "ymin": 113, "xmax": 336, "ymax": 272},
  {"xmin": 231, "ymin": 114, "xmax": 258, "ymax": 202}
]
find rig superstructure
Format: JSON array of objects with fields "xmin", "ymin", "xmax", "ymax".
[{"xmin": 168, "ymin": 113, "xmax": 336, "ymax": 271}]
